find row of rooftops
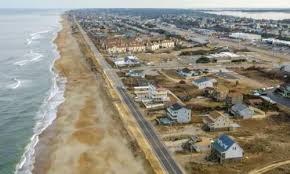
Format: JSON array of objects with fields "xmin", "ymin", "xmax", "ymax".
[{"xmin": 98, "ymin": 36, "xmax": 175, "ymax": 49}]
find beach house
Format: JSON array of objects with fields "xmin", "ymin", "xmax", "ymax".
[
  {"xmin": 192, "ymin": 77, "xmax": 216, "ymax": 89},
  {"xmin": 166, "ymin": 103, "xmax": 192, "ymax": 124},
  {"xmin": 203, "ymin": 111, "xmax": 236, "ymax": 131},
  {"xmin": 230, "ymin": 104, "xmax": 254, "ymax": 119},
  {"xmin": 210, "ymin": 134, "xmax": 244, "ymax": 164}
]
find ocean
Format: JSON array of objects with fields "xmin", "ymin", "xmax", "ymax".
[{"xmin": 0, "ymin": 9, "xmax": 65, "ymax": 174}]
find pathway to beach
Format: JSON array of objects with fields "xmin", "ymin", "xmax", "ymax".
[{"xmin": 32, "ymin": 16, "xmax": 152, "ymax": 174}]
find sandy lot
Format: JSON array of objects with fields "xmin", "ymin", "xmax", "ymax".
[{"xmin": 32, "ymin": 17, "xmax": 151, "ymax": 174}]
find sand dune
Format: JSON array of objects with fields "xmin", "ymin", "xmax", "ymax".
[{"xmin": 32, "ymin": 16, "xmax": 152, "ymax": 174}]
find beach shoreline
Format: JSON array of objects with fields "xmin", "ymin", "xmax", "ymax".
[{"xmin": 31, "ymin": 15, "xmax": 153, "ymax": 174}]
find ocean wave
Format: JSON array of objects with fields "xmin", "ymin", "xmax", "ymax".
[
  {"xmin": 26, "ymin": 30, "xmax": 51, "ymax": 45},
  {"xmin": 30, "ymin": 30, "xmax": 50, "ymax": 37},
  {"xmin": 14, "ymin": 51, "xmax": 43, "ymax": 66},
  {"xmin": 15, "ymin": 74, "xmax": 66, "ymax": 174},
  {"xmin": 15, "ymin": 17, "xmax": 64, "ymax": 174},
  {"xmin": 7, "ymin": 78, "xmax": 21, "ymax": 89}
]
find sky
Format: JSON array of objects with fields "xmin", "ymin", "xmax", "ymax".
[{"xmin": 1, "ymin": 0, "xmax": 290, "ymax": 9}]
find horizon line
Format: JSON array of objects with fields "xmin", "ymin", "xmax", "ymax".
[{"xmin": 1, "ymin": 7, "xmax": 290, "ymax": 10}]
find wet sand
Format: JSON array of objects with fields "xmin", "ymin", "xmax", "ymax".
[{"xmin": 32, "ymin": 16, "xmax": 151, "ymax": 174}]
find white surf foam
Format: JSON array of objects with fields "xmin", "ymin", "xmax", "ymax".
[
  {"xmin": 14, "ymin": 51, "xmax": 44, "ymax": 66},
  {"xmin": 7, "ymin": 78, "xmax": 21, "ymax": 89},
  {"xmin": 15, "ymin": 74, "xmax": 66, "ymax": 174},
  {"xmin": 15, "ymin": 16, "xmax": 64, "ymax": 174},
  {"xmin": 30, "ymin": 30, "xmax": 50, "ymax": 37},
  {"xmin": 26, "ymin": 30, "xmax": 51, "ymax": 45}
]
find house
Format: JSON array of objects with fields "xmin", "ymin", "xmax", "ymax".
[
  {"xmin": 107, "ymin": 45, "xmax": 127, "ymax": 54},
  {"xmin": 134, "ymin": 86, "xmax": 150, "ymax": 101},
  {"xmin": 147, "ymin": 43, "xmax": 160, "ymax": 51},
  {"xmin": 229, "ymin": 32, "xmax": 261, "ymax": 41},
  {"xmin": 204, "ymin": 86, "xmax": 229, "ymax": 102},
  {"xmin": 203, "ymin": 111, "xmax": 236, "ymax": 131},
  {"xmin": 210, "ymin": 134, "xmax": 244, "ymax": 164},
  {"xmin": 230, "ymin": 104, "xmax": 254, "ymax": 119},
  {"xmin": 166, "ymin": 103, "xmax": 192, "ymax": 124},
  {"xmin": 114, "ymin": 56, "xmax": 140, "ymax": 67},
  {"xmin": 126, "ymin": 70, "xmax": 145, "ymax": 78},
  {"xmin": 192, "ymin": 77, "xmax": 217, "ymax": 89},
  {"xmin": 147, "ymin": 85, "xmax": 169, "ymax": 102},
  {"xmin": 127, "ymin": 44, "xmax": 146, "ymax": 53},
  {"xmin": 160, "ymin": 40, "xmax": 175, "ymax": 48},
  {"xmin": 177, "ymin": 68, "xmax": 200, "ymax": 78},
  {"xmin": 134, "ymin": 84, "xmax": 169, "ymax": 103},
  {"xmin": 226, "ymin": 91, "xmax": 243, "ymax": 106}
]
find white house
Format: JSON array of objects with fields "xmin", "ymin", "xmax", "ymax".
[
  {"xmin": 210, "ymin": 134, "xmax": 244, "ymax": 164},
  {"xmin": 126, "ymin": 70, "xmax": 145, "ymax": 78},
  {"xmin": 114, "ymin": 56, "xmax": 140, "ymax": 67},
  {"xmin": 203, "ymin": 111, "xmax": 236, "ymax": 132},
  {"xmin": 148, "ymin": 85, "xmax": 169, "ymax": 102},
  {"xmin": 192, "ymin": 77, "xmax": 216, "ymax": 89},
  {"xmin": 177, "ymin": 68, "xmax": 200, "ymax": 78},
  {"xmin": 160, "ymin": 40, "xmax": 175, "ymax": 48},
  {"xmin": 147, "ymin": 43, "xmax": 160, "ymax": 51},
  {"xmin": 166, "ymin": 103, "xmax": 191, "ymax": 123},
  {"xmin": 134, "ymin": 84, "xmax": 169, "ymax": 103}
]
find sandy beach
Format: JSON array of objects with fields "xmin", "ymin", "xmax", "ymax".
[{"xmin": 32, "ymin": 16, "xmax": 152, "ymax": 174}]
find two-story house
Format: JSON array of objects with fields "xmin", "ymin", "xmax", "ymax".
[
  {"xmin": 166, "ymin": 103, "xmax": 191, "ymax": 124},
  {"xmin": 210, "ymin": 134, "xmax": 244, "ymax": 164}
]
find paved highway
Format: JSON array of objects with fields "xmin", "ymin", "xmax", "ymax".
[{"xmin": 74, "ymin": 16, "xmax": 184, "ymax": 174}]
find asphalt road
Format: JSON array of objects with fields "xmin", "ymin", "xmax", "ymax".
[
  {"xmin": 74, "ymin": 17, "xmax": 184, "ymax": 174},
  {"xmin": 266, "ymin": 89, "xmax": 290, "ymax": 108},
  {"xmin": 118, "ymin": 87, "xmax": 183, "ymax": 174}
]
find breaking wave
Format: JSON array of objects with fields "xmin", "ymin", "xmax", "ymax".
[
  {"xmin": 7, "ymin": 78, "xmax": 21, "ymax": 89},
  {"xmin": 14, "ymin": 17, "xmax": 64, "ymax": 174},
  {"xmin": 14, "ymin": 51, "xmax": 43, "ymax": 66}
]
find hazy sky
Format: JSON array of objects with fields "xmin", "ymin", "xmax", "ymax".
[{"xmin": 2, "ymin": 0, "xmax": 290, "ymax": 9}]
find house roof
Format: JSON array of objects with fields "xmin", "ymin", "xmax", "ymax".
[
  {"xmin": 231, "ymin": 104, "xmax": 249, "ymax": 112},
  {"xmin": 209, "ymin": 111, "xmax": 223, "ymax": 120},
  {"xmin": 193, "ymin": 77, "xmax": 212, "ymax": 84},
  {"xmin": 169, "ymin": 103, "xmax": 183, "ymax": 111},
  {"xmin": 181, "ymin": 68, "xmax": 192, "ymax": 73},
  {"xmin": 227, "ymin": 91, "xmax": 243, "ymax": 97},
  {"xmin": 212, "ymin": 134, "xmax": 235, "ymax": 153}
]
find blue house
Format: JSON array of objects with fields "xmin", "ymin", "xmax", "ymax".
[{"xmin": 210, "ymin": 134, "xmax": 243, "ymax": 164}]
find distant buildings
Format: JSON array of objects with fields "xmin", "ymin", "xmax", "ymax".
[
  {"xmin": 263, "ymin": 38, "xmax": 290, "ymax": 47},
  {"xmin": 230, "ymin": 33, "xmax": 261, "ymax": 41},
  {"xmin": 102, "ymin": 37, "xmax": 175, "ymax": 54},
  {"xmin": 166, "ymin": 103, "xmax": 192, "ymax": 124},
  {"xmin": 210, "ymin": 134, "xmax": 244, "ymax": 164},
  {"xmin": 206, "ymin": 52, "xmax": 243, "ymax": 63},
  {"xmin": 192, "ymin": 77, "xmax": 217, "ymax": 89}
]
